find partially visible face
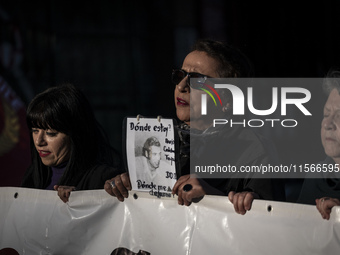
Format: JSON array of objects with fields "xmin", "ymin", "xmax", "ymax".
[
  {"xmin": 32, "ymin": 128, "xmax": 71, "ymax": 167},
  {"xmin": 321, "ymin": 89, "xmax": 340, "ymax": 163},
  {"xmin": 174, "ymin": 50, "xmax": 220, "ymax": 130},
  {"xmin": 148, "ymin": 145, "xmax": 161, "ymax": 169}
]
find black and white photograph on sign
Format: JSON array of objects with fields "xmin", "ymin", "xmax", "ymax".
[{"xmin": 125, "ymin": 117, "xmax": 177, "ymax": 198}]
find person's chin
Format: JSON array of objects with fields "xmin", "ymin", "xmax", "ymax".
[
  {"xmin": 42, "ymin": 161, "xmax": 53, "ymax": 167},
  {"xmin": 325, "ymin": 148, "xmax": 340, "ymax": 159},
  {"xmin": 176, "ymin": 112, "xmax": 190, "ymax": 123}
]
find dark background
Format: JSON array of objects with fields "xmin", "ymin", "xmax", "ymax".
[{"xmin": 1, "ymin": 0, "xmax": 340, "ymax": 199}]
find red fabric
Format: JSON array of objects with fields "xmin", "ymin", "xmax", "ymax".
[{"xmin": 0, "ymin": 78, "xmax": 30, "ymax": 187}]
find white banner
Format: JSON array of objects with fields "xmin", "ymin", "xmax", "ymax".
[{"xmin": 0, "ymin": 187, "xmax": 339, "ymax": 255}]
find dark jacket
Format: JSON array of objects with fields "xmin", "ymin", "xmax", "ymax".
[
  {"xmin": 297, "ymin": 157, "xmax": 340, "ymax": 205},
  {"xmin": 177, "ymin": 122, "xmax": 285, "ymax": 201}
]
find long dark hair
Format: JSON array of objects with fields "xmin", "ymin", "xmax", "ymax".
[{"xmin": 22, "ymin": 83, "xmax": 117, "ymax": 188}]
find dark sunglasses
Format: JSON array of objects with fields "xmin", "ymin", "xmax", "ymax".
[{"xmin": 171, "ymin": 69, "xmax": 210, "ymax": 89}]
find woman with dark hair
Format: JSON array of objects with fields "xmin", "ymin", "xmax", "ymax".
[
  {"xmin": 104, "ymin": 39, "xmax": 285, "ymax": 215},
  {"xmin": 22, "ymin": 83, "xmax": 121, "ymax": 202}
]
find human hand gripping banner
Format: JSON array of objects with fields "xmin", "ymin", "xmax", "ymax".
[{"xmin": 0, "ymin": 187, "xmax": 340, "ymax": 254}]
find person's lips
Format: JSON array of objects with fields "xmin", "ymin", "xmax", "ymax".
[
  {"xmin": 38, "ymin": 150, "xmax": 51, "ymax": 157},
  {"xmin": 177, "ymin": 97, "xmax": 189, "ymax": 106},
  {"xmin": 325, "ymin": 137, "xmax": 337, "ymax": 143}
]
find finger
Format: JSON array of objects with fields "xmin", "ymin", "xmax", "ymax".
[
  {"xmin": 104, "ymin": 179, "xmax": 115, "ymax": 196},
  {"xmin": 177, "ymin": 193, "xmax": 184, "ymax": 205},
  {"xmin": 176, "ymin": 183, "xmax": 186, "ymax": 205},
  {"xmin": 320, "ymin": 208, "xmax": 329, "ymax": 220},
  {"xmin": 172, "ymin": 175, "xmax": 190, "ymax": 194},
  {"xmin": 333, "ymin": 198, "xmax": 340, "ymax": 205},
  {"xmin": 325, "ymin": 213, "xmax": 330, "ymax": 220},
  {"xmin": 53, "ymin": 185, "xmax": 59, "ymax": 191},
  {"xmin": 172, "ymin": 177, "xmax": 186, "ymax": 195},
  {"xmin": 60, "ymin": 196, "xmax": 68, "ymax": 203},
  {"xmin": 316, "ymin": 199, "xmax": 323, "ymax": 214},
  {"xmin": 121, "ymin": 173, "xmax": 132, "ymax": 191},
  {"xmin": 56, "ymin": 189, "xmax": 68, "ymax": 203},
  {"xmin": 186, "ymin": 191, "xmax": 202, "ymax": 203},
  {"xmin": 232, "ymin": 193, "xmax": 240, "ymax": 214},
  {"xmin": 62, "ymin": 188, "xmax": 71, "ymax": 199},
  {"xmin": 317, "ymin": 198, "xmax": 329, "ymax": 213},
  {"xmin": 228, "ymin": 191, "xmax": 235, "ymax": 203},
  {"xmin": 181, "ymin": 187, "xmax": 192, "ymax": 206},
  {"xmin": 323, "ymin": 200, "xmax": 336, "ymax": 220},
  {"xmin": 316, "ymin": 198, "xmax": 334, "ymax": 220},
  {"xmin": 244, "ymin": 192, "xmax": 255, "ymax": 211},
  {"xmin": 183, "ymin": 187, "xmax": 193, "ymax": 205},
  {"xmin": 237, "ymin": 193, "xmax": 247, "ymax": 215},
  {"xmin": 185, "ymin": 191, "xmax": 202, "ymax": 205},
  {"xmin": 115, "ymin": 175, "xmax": 129, "ymax": 199},
  {"xmin": 177, "ymin": 180, "xmax": 194, "ymax": 205},
  {"xmin": 183, "ymin": 196, "xmax": 192, "ymax": 207},
  {"xmin": 105, "ymin": 177, "xmax": 125, "ymax": 201}
]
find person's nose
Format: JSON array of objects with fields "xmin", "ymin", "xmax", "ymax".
[
  {"xmin": 323, "ymin": 117, "xmax": 336, "ymax": 130},
  {"xmin": 35, "ymin": 131, "xmax": 47, "ymax": 146},
  {"xmin": 176, "ymin": 76, "xmax": 190, "ymax": 93}
]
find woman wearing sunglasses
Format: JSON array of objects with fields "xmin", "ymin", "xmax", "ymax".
[{"xmin": 105, "ymin": 39, "xmax": 284, "ymax": 215}]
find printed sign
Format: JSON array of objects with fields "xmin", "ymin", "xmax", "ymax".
[{"xmin": 124, "ymin": 116, "xmax": 178, "ymax": 198}]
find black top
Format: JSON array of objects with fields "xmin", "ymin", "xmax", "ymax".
[
  {"xmin": 22, "ymin": 164, "xmax": 120, "ymax": 190},
  {"xmin": 176, "ymin": 122, "xmax": 285, "ymax": 201},
  {"xmin": 297, "ymin": 157, "xmax": 340, "ymax": 205}
]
